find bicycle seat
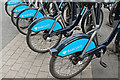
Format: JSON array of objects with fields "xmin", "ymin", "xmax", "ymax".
[{"xmin": 83, "ymin": 2, "xmax": 95, "ymax": 6}]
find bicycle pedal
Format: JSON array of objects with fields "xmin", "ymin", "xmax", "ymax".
[{"xmin": 100, "ymin": 61, "xmax": 107, "ymax": 68}]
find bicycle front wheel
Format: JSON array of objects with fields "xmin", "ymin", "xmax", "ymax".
[
  {"xmin": 50, "ymin": 54, "xmax": 93, "ymax": 79},
  {"xmin": 81, "ymin": 9, "xmax": 103, "ymax": 34}
]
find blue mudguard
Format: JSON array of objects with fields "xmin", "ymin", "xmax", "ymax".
[
  {"xmin": 50, "ymin": 34, "xmax": 96, "ymax": 57},
  {"xmin": 19, "ymin": 9, "xmax": 44, "ymax": 19},
  {"xmin": 13, "ymin": 4, "xmax": 29, "ymax": 13},
  {"xmin": 7, "ymin": 0, "xmax": 23, "ymax": 5},
  {"xmin": 30, "ymin": 17, "xmax": 62, "ymax": 32}
]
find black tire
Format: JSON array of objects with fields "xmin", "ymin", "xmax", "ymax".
[
  {"xmin": 62, "ymin": 2, "xmax": 71, "ymax": 26},
  {"xmin": 62, "ymin": 2, "xmax": 81, "ymax": 26},
  {"xmin": 26, "ymin": 18, "xmax": 62, "ymax": 53},
  {"xmin": 11, "ymin": 4, "xmax": 29, "ymax": 26},
  {"xmin": 16, "ymin": 8, "xmax": 44, "ymax": 35},
  {"xmin": 115, "ymin": 31, "xmax": 120, "ymax": 54},
  {"xmin": 81, "ymin": 9, "xmax": 103, "ymax": 45},
  {"xmin": 11, "ymin": 10, "xmax": 19, "ymax": 26},
  {"xmin": 109, "ymin": 2, "xmax": 118, "ymax": 25},
  {"xmin": 5, "ymin": 1, "xmax": 18, "ymax": 17},
  {"xmin": 16, "ymin": 17, "xmax": 34, "ymax": 35},
  {"xmin": 50, "ymin": 51, "xmax": 93, "ymax": 79},
  {"xmin": 81, "ymin": 9, "xmax": 103, "ymax": 34}
]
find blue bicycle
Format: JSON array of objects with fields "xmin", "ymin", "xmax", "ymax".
[
  {"xmin": 49, "ymin": 2, "xmax": 120, "ymax": 79},
  {"xmin": 5, "ymin": 0, "xmax": 28, "ymax": 16}
]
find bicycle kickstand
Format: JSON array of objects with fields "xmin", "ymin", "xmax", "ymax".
[{"xmin": 99, "ymin": 47, "xmax": 107, "ymax": 68}]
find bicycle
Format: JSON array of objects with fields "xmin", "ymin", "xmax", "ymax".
[
  {"xmin": 15, "ymin": 1, "xmax": 72, "ymax": 35},
  {"xmin": 5, "ymin": 0, "xmax": 27, "ymax": 16},
  {"xmin": 109, "ymin": 1, "xmax": 118, "ymax": 25},
  {"xmin": 26, "ymin": 1, "xmax": 85, "ymax": 53},
  {"xmin": 49, "ymin": 2, "xmax": 120, "ymax": 79},
  {"xmin": 11, "ymin": 0, "xmax": 38, "ymax": 26}
]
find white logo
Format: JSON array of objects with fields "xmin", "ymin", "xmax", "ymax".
[
  {"xmin": 34, "ymin": 24, "xmax": 50, "ymax": 30},
  {"xmin": 22, "ymin": 13, "xmax": 33, "ymax": 17},
  {"xmin": 62, "ymin": 45, "xmax": 83, "ymax": 54},
  {"xmin": 15, "ymin": 8, "xmax": 25, "ymax": 12},
  {"xmin": 35, "ymin": 27, "xmax": 37, "ymax": 30},
  {"xmin": 63, "ymin": 51, "xmax": 67, "ymax": 54}
]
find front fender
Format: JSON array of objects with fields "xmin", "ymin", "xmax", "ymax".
[
  {"xmin": 29, "ymin": 17, "xmax": 62, "ymax": 32},
  {"xmin": 13, "ymin": 4, "xmax": 29, "ymax": 13},
  {"xmin": 19, "ymin": 8, "xmax": 44, "ymax": 19}
]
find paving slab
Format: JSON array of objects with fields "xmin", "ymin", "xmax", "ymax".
[
  {"xmin": 1, "ymin": 1, "xmax": 119, "ymax": 79},
  {"xmin": 1, "ymin": 33, "xmax": 92, "ymax": 78}
]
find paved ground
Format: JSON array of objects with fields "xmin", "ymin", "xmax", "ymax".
[
  {"xmin": 0, "ymin": 1, "xmax": 119, "ymax": 79},
  {"xmin": 0, "ymin": 1, "xmax": 92, "ymax": 79},
  {"xmin": 0, "ymin": 33, "xmax": 92, "ymax": 78},
  {"xmin": 91, "ymin": 8, "xmax": 119, "ymax": 78}
]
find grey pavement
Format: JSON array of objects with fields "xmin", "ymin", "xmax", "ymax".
[
  {"xmin": 0, "ymin": 2, "xmax": 92, "ymax": 78},
  {"xmin": 1, "ymin": 2, "xmax": 19, "ymax": 50},
  {"xmin": 0, "ymin": 1, "xmax": 119, "ymax": 79},
  {"xmin": 91, "ymin": 8, "xmax": 119, "ymax": 78},
  {"xmin": 0, "ymin": 33, "xmax": 92, "ymax": 78}
]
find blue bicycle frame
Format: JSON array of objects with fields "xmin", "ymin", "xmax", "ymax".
[{"xmin": 50, "ymin": 2, "xmax": 120, "ymax": 60}]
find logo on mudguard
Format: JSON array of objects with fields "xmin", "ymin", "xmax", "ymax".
[
  {"xmin": 63, "ymin": 51, "xmax": 67, "ymax": 54},
  {"xmin": 21, "ymin": 13, "xmax": 33, "ymax": 17},
  {"xmin": 62, "ymin": 45, "xmax": 83, "ymax": 54},
  {"xmin": 34, "ymin": 24, "xmax": 50, "ymax": 30}
]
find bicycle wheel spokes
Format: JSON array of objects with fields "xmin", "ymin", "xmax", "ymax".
[
  {"xmin": 17, "ymin": 17, "xmax": 31, "ymax": 35},
  {"xmin": 11, "ymin": 12, "xmax": 19, "ymax": 26},
  {"xmin": 50, "ymin": 54, "xmax": 92, "ymax": 78},
  {"xmin": 27, "ymin": 30, "xmax": 62, "ymax": 53},
  {"xmin": 6, "ymin": 5, "xmax": 17, "ymax": 16}
]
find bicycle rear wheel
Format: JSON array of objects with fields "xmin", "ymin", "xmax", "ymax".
[
  {"xmin": 115, "ymin": 31, "xmax": 120, "ymax": 54},
  {"xmin": 81, "ymin": 9, "xmax": 103, "ymax": 45},
  {"xmin": 50, "ymin": 53, "xmax": 93, "ymax": 79},
  {"xmin": 5, "ymin": 3, "xmax": 17, "ymax": 16},
  {"xmin": 5, "ymin": 0, "xmax": 23, "ymax": 16},
  {"xmin": 109, "ymin": 2, "xmax": 118, "ymax": 25},
  {"xmin": 16, "ymin": 17, "xmax": 33, "ymax": 35},
  {"xmin": 26, "ymin": 17, "xmax": 62, "ymax": 53},
  {"xmin": 27, "ymin": 30, "xmax": 62, "ymax": 53},
  {"xmin": 81, "ymin": 9, "xmax": 103, "ymax": 34},
  {"xmin": 11, "ymin": 10, "xmax": 19, "ymax": 26}
]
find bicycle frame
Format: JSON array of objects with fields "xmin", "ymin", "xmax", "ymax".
[
  {"xmin": 50, "ymin": 2, "xmax": 120, "ymax": 59},
  {"xmin": 22, "ymin": 1, "xmax": 65, "ymax": 21},
  {"xmin": 49, "ymin": 4, "xmax": 99, "ymax": 37},
  {"xmin": 82, "ymin": 21, "xmax": 120, "ymax": 59},
  {"xmin": 80, "ymin": 2, "xmax": 120, "ymax": 60}
]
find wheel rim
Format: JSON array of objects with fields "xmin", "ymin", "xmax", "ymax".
[
  {"xmin": 18, "ymin": 18, "xmax": 32, "ymax": 34},
  {"xmin": 12, "ymin": 12, "xmax": 19, "ymax": 25},
  {"xmin": 6, "ymin": 5, "xmax": 17, "ymax": 16},
  {"xmin": 52, "ymin": 54, "xmax": 92, "ymax": 78},
  {"xmin": 28, "ymin": 30, "xmax": 61, "ymax": 52}
]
